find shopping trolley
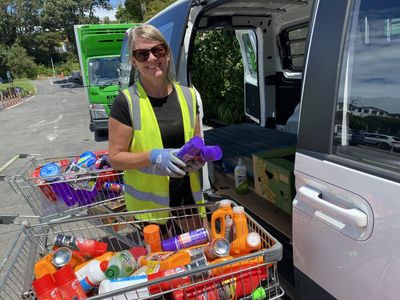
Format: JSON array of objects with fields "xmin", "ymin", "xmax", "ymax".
[
  {"xmin": 0, "ymin": 202, "xmax": 284, "ymax": 300},
  {"xmin": 0, "ymin": 153, "xmax": 126, "ymax": 222}
]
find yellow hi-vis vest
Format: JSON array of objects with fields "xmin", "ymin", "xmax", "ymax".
[{"xmin": 122, "ymin": 81, "xmax": 205, "ymax": 224}]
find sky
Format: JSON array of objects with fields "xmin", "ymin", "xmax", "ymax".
[{"xmin": 94, "ymin": 0, "xmax": 122, "ymax": 20}]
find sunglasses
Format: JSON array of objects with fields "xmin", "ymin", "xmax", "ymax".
[{"xmin": 132, "ymin": 44, "xmax": 167, "ymax": 63}]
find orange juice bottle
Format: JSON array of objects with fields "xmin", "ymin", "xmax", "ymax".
[
  {"xmin": 34, "ymin": 254, "xmax": 57, "ymax": 279},
  {"xmin": 143, "ymin": 224, "xmax": 162, "ymax": 253},
  {"xmin": 230, "ymin": 232, "xmax": 262, "ymax": 255},
  {"xmin": 232, "ymin": 206, "xmax": 248, "ymax": 240},
  {"xmin": 138, "ymin": 250, "xmax": 191, "ymax": 273},
  {"xmin": 211, "ymin": 200, "xmax": 233, "ymax": 239}
]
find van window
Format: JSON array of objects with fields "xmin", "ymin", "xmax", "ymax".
[
  {"xmin": 333, "ymin": 0, "xmax": 400, "ymax": 174},
  {"xmin": 280, "ymin": 24, "xmax": 308, "ymax": 71}
]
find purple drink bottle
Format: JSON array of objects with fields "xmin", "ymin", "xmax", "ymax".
[
  {"xmin": 162, "ymin": 228, "xmax": 210, "ymax": 251},
  {"xmin": 201, "ymin": 146, "xmax": 222, "ymax": 162},
  {"xmin": 176, "ymin": 136, "xmax": 205, "ymax": 162}
]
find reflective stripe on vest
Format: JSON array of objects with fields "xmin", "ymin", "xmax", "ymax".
[{"xmin": 123, "ymin": 81, "xmax": 205, "ymax": 222}]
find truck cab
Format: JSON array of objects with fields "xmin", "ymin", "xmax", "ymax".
[
  {"xmin": 74, "ymin": 23, "xmax": 138, "ymax": 140},
  {"xmin": 122, "ymin": 1, "xmax": 400, "ymax": 299}
]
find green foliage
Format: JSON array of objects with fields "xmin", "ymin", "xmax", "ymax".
[
  {"xmin": 0, "ymin": 43, "xmax": 37, "ymax": 79},
  {"xmin": 143, "ymin": 0, "xmax": 176, "ymax": 21},
  {"xmin": 17, "ymin": 32, "xmax": 67, "ymax": 66},
  {"xmin": 191, "ymin": 31, "xmax": 244, "ymax": 124}
]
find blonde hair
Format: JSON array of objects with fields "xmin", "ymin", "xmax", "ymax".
[{"xmin": 128, "ymin": 24, "xmax": 175, "ymax": 83}]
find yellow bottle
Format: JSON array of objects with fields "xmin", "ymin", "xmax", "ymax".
[{"xmin": 211, "ymin": 200, "xmax": 233, "ymax": 239}]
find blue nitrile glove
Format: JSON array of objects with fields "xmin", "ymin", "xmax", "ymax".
[
  {"xmin": 149, "ymin": 149, "xmax": 186, "ymax": 177},
  {"xmin": 184, "ymin": 160, "xmax": 205, "ymax": 173}
]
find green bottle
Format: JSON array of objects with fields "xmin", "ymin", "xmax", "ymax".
[
  {"xmin": 241, "ymin": 287, "xmax": 267, "ymax": 300},
  {"xmin": 234, "ymin": 158, "xmax": 249, "ymax": 194}
]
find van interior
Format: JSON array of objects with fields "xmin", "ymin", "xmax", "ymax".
[{"xmin": 185, "ymin": 0, "xmax": 313, "ymax": 294}]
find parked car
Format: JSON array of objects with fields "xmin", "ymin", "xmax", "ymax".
[{"xmin": 363, "ymin": 133, "xmax": 400, "ymax": 151}]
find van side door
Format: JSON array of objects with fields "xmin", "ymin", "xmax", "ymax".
[{"xmin": 294, "ymin": 0, "xmax": 400, "ymax": 299}]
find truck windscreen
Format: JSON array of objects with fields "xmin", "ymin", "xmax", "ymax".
[{"xmin": 88, "ymin": 57, "xmax": 120, "ymax": 86}]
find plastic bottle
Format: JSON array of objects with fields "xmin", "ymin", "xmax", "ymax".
[
  {"xmin": 234, "ymin": 158, "xmax": 249, "ymax": 194},
  {"xmin": 105, "ymin": 249, "xmax": 139, "ymax": 279},
  {"xmin": 239, "ymin": 286, "xmax": 268, "ymax": 300},
  {"xmin": 98, "ymin": 275, "xmax": 150, "ymax": 300},
  {"xmin": 32, "ymin": 273, "xmax": 63, "ymax": 300},
  {"xmin": 210, "ymin": 256, "xmax": 264, "ymax": 276},
  {"xmin": 75, "ymin": 260, "xmax": 108, "ymax": 292},
  {"xmin": 74, "ymin": 251, "xmax": 114, "ymax": 272},
  {"xmin": 53, "ymin": 265, "xmax": 87, "ymax": 299},
  {"xmin": 225, "ymin": 214, "xmax": 233, "ymax": 242},
  {"xmin": 143, "ymin": 224, "xmax": 162, "ymax": 253},
  {"xmin": 34, "ymin": 254, "xmax": 57, "ymax": 279},
  {"xmin": 232, "ymin": 206, "xmax": 249, "ymax": 240},
  {"xmin": 176, "ymin": 136, "xmax": 205, "ymax": 162},
  {"xmin": 200, "ymin": 145, "xmax": 223, "ymax": 162},
  {"xmin": 172, "ymin": 267, "xmax": 268, "ymax": 300},
  {"xmin": 230, "ymin": 232, "xmax": 262, "ymax": 255},
  {"xmin": 210, "ymin": 200, "xmax": 234, "ymax": 239},
  {"xmin": 137, "ymin": 250, "xmax": 191, "ymax": 273},
  {"xmin": 161, "ymin": 227, "xmax": 210, "ymax": 251},
  {"xmin": 54, "ymin": 233, "xmax": 108, "ymax": 258}
]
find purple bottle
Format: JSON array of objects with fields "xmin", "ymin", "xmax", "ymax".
[
  {"xmin": 162, "ymin": 228, "xmax": 210, "ymax": 251},
  {"xmin": 176, "ymin": 136, "xmax": 205, "ymax": 162},
  {"xmin": 201, "ymin": 146, "xmax": 222, "ymax": 162}
]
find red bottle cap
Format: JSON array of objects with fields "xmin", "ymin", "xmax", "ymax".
[
  {"xmin": 99, "ymin": 260, "xmax": 108, "ymax": 272},
  {"xmin": 129, "ymin": 247, "xmax": 147, "ymax": 259},
  {"xmin": 32, "ymin": 274, "xmax": 57, "ymax": 295},
  {"xmin": 53, "ymin": 265, "xmax": 76, "ymax": 286}
]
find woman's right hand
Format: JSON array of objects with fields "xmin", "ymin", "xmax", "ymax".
[{"xmin": 146, "ymin": 148, "xmax": 186, "ymax": 177}]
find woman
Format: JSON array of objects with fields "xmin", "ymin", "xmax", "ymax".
[{"xmin": 108, "ymin": 25, "xmax": 205, "ymax": 231}]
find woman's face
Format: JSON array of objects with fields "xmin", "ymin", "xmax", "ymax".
[{"xmin": 132, "ymin": 37, "xmax": 170, "ymax": 82}]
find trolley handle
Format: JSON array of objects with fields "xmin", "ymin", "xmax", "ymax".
[
  {"xmin": 0, "ymin": 154, "xmax": 36, "ymax": 194},
  {"xmin": 0, "ymin": 214, "xmax": 38, "ymax": 226}
]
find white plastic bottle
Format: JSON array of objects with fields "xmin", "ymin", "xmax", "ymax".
[
  {"xmin": 234, "ymin": 158, "xmax": 249, "ymax": 194},
  {"xmin": 75, "ymin": 260, "xmax": 108, "ymax": 291},
  {"xmin": 98, "ymin": 275, "xmax": 150, "ymax": 300}
]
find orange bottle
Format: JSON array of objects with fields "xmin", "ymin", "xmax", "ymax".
[
  {"xmin": 34, "ymin": 254, "xmax": 57, "ymax": 279},
  {"xmin": 232, "ymin": 206, "xmax": 248, "ymax": 239},
  {"xmin": 211, "ymin": 200, "xmax": 233, "ymax": 239},
  {"xmin": 210, "ymin": 255, "xmax": 264, "ymax": 276},
  {"xmin": 143, "ymin": 224, "xmax": 162, "ymax": 253},
  {"xmin": 230, "ymin": 232, "xmax": 262, "ymax": 255},
  {"xmin": 138, "ymin": 251, "xmax": 191, "ymax": 273}
]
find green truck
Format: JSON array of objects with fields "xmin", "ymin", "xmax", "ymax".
[{"xmin": 74, "ymin": 23, "xmax": 138, "ymax": 140}]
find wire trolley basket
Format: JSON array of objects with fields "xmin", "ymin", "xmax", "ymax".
[
  {"xmin": 0, "ymin": 202, "xmax": 284, "ymax": 300},
  {"xmin": 0, "ymin": 153, "xmax": 126, "ymax": 222}
]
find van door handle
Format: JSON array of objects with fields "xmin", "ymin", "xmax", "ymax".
[{"xmin": 298, "ymin": 186, "xmax": 367, "ymax": 228}]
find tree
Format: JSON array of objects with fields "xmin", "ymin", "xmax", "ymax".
[
  {"xmin": 115, "ymin": 4, "xmax": 130, "ymax": 22},
  {"xmin": 143, "ymin": 0, "xmax": 175, "ymax": 21},
  {"xmin": 124, "ymin": 0, "xmax": 145, "ymax": 22},
  {"xmin": 41, "ymin": 0, "xmax": 112, "ymax": 49}
]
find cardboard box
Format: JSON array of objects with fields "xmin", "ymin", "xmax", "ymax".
[{"xmin": 253, "ymin": 149, "xmax": 295, "ymax": 215}]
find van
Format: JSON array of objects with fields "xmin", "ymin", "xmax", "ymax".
[{"xmin": 121, "ymin": 1, "xmax": 400, "ymax": 299}]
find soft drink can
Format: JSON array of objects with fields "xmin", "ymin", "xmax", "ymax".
[
  {"xmin": 204, "ymin": 237, "xmax": 230, "ymax": 261},
  {"xmin": 103, "ymin": 182, "xmax": 124, "ymax": 193}
]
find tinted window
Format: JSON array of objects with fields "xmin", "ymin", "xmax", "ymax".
[
  {"xmin": 280, "ymin": 25, "xmax": 308, "ymax": 71},
  {"xmin": 333, "ymin": 0, "xmax": 400, "ymax": 173}
]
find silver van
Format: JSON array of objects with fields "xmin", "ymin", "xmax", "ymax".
[{"xmin": 121, "ymin": 1, "xmax": 400, "ymax": 299}]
